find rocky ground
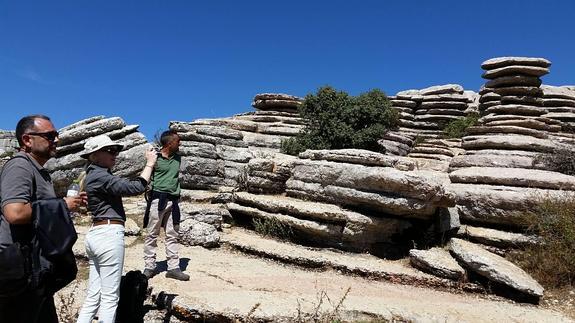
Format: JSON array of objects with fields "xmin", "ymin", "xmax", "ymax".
[{"xmin": 55, "ymin": 222, "xmax": 573, "ymax": 322}]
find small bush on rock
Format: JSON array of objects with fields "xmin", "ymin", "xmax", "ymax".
[
  {"xmin": 281, "ymin": 86, "xmax": 398, "ymax": 155},
  {"xmin": 442, "ymin": 114, "xmax": 479, "ymax": 138},
  {"xmin": 534, "ymin": 147, "xmax": 575, "ymax": 176},
  {"xmin": 511, "ymin": 194, "xmax": 575, "ymax": 288},
  {"xmin": 252, "ymin": 217, "xmax": 293, "ymax": 240}
]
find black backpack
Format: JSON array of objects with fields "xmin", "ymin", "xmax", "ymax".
[{"xmin": 115, "ymin": 270, "xmax": 149, "ymax": 323}]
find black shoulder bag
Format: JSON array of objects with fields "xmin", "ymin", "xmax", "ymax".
[{"xmin": 0, "ymin": 156, "xmax": 35, "ymax": 297}]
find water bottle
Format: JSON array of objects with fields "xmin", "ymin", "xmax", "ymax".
[
  {"xmin": 66, "ymin": 180, "xmax": 80, "ymax": 197},
  {"xmin": 67, "ymin": 180, "xmax": 80, "ymax": 218}
]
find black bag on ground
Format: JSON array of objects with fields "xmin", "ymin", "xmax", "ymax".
[{"xmin": 116, "ymin": 270, "xmax": 148, "ymax": 323}]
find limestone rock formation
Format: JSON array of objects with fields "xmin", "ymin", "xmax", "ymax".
[
  {"xmin": 44, "ymin": 116, "xmax": 150, "ymax": 196},
  {"xmin": 179, "ymin": 218, "xmax": 220, "ymax": 248},
  {"xmin": 25, "ymin": 56, "xmax": 570, "ymax": 304},
  {"xmin": 409, "ymin": 248, "xmax": 466, "ymax": 281},
  {"xmin": 449, "ymin": 238, "xmax": 544, "ymax": 300},
  {"xmin": 252, "ymin": 93, "xmax": 303, "ymax": 113},
  {"xmin": 456, "ymin": 225, "xmax": 540, "ymax": 249},
  {"xmin": 171, "ymin": 100, "xmax": 303, "ymax": 192},
  {"xmin": 228, "ymin": 191, "xmax": 412, "ymax": 252},
  {"xmin": 0, "ymin": 130, "xmax": 18, "ymax": 168},
  {"xmin": 286, "ymin": 159, "xmax": 454, "ymax": 218}
]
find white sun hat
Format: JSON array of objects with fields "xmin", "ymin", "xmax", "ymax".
[{"xmin": 80, "ymin": 134, "xmax": 124, "ymax": 159}]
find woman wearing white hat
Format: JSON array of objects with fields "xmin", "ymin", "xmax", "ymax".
[{"xmin": 77, "ymin": 135, "xmax": 157, "ymax": 323}]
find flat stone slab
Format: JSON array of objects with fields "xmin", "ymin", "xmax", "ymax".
[
  {"xmin": 542, "ymin": 112, "xmax": 575, "ymax": 121},
  {"xmin": 409, "ymin": 248, "xmax": 466, "ymax": 281},
  {"xmin": 492, "ymin": 86, "xmax": 544, "ymax": 97},
  {"xmin": 465, "ymin": 125, "xmax": 548, "ymax": 139},
  {"xmin": 58, "ymin": 117, "xmax": 125, "ymax": 146},
  {"xmin": 449, "ymin": 154, "xmax": 542, "ymax": 170},
  {"xmin": 286, "ymin": 178, "xmax": 438, "ymax": 218},
  {"xmin": 481, "ymin": 57, "xmax": 551, "ymax": 70},
  {"xmin": 482, "ymin": 66, "xmax": 549, "ymax": 79},
  {"xmin": 541, "ymin": 85, "xmax": 575, "ymax": 100},
  {"xmin": 410, "ymin": 146, "xmax": 455, "ymax": 157},
  {"xmin": 479, "ymin": 92, "xmax": 502, "ymax": 102},
  {"xmin": 421, "ymin": 93, "xmax": 471, "ymax": 102},
  {"xmin": 419, "ymin": 101, "xmax": 468, "ymax": 109},
  {"xmin": 449, "ymin": 238, "xmax": 544, "ymax": 299},
  {"xmin": 462, "ymin": 134, "xmax": 558, "ymax": 152},
  {"xmin": 290, "ymin": 159, "xmax": 453, "ymax": 203},
  {"xmin": 485, "ymin": 75, "xmax": 542, "ymax": 88},
  {"xmin": 456, "ymin": 225, "xmax": 540, "ymax": 249},
  {"xmin": 501, "ymin": 95, "xmax": 544, "ymax": 106},
  {"xmin": 448, "ymin": 183, "xmax": 575, "ymax": 228},
  {"xmin": 483, "ymin": 119, "xmax": 561, "ymax": 132},
  {"xmin": 298, "ymin": 149, "xmax": 416, "ymax": 169},
  {"xmin": 449, "ymin": 167, "xmax": 575, "ymax": 190},
  {"xmin": 391, "ymin": 99, "xmax": 418, "ymax": 108},
  {"xmin": 419, "ymin": 84, "xmax": 464, "ymax": 95},
  {"xmin": 543, "ymin": 98, "xmax": 575, "ymax": 108}
]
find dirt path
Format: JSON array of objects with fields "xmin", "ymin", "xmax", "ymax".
[{"xmin": 58, "ymin": 226, "xmax": 572, "ymax": 322}]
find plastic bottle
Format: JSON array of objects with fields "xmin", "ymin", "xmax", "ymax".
[
  {"xmin": 67, "ymin": 180, "xmax": 80, "ymax": 197},
  {"xmin": 67, "ymin": 180, "xmax": 80, "ymax": 218}
]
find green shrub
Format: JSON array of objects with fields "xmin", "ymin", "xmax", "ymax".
[
  {"xmin": 510, "ymin": 194, "xmax": 575, "ymax": 288},
  {"xmin": 534, "ymin": 147, "xmax": 575, "ymax": 176},
  {"xmin": 252, "ymin": 217, "xmax": 293, "ymax": 240},
  {"xmin": 442, "ymin": 114, "xmax": 479, "ymax": 138},
  {"xmin": 281, "ymin": 86, "xmax": 398, "ymax": 155}
]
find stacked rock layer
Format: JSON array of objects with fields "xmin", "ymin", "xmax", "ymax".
[
  {"xmin": 45, "ymin": 116, "xmax": 151, "ymax": 196},
  {"xmin": 252, "ymin": 93, "xmax": 303, "ymax": 114},
  {"xmin": 171, "ymin": 93, "xmax": 304, "ymax": 192},
  {"xmin": 387, "ymin": 84, "xmax": 478, "ymax": 140},
  {"xmin": 0, "ymin": 130, "xmax": 18, "ymax": 168},
  {"xmin": 448, "ymin": 57, "xmax": 575, "ymax": 230}
]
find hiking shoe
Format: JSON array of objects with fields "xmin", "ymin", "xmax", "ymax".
[
  {"xmin": 166, "ymin": 269, "xmax": 190, "ymax": 281},
  {"xmin": 143, "ymin": 268, "xmax": 157, "ymax": 279}
]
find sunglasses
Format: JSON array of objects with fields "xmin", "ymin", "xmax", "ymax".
[
  {"xmin": 101, "ymin": 147, "xmax": 122, "ymax": 155},
  {"xmin": 26, "ymin": 131, "xmax": 59, "ymax": 142}
]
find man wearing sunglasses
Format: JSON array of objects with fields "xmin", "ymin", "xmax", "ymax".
[{"xmin": 0, "ymin": 115, "xmax": 86, "ymax": 323}]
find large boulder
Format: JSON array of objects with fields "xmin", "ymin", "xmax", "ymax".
[
  {"xmin": 179, "ymin": 218, "xmax": 220, "ymax": 248},
  {"xmin": 449, "ymin": 238, "xmax": 544, "ymax": 301}
]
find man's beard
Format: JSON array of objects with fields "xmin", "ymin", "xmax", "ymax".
[{"xmin": 38, "ymin": 146, "xmax": 57, "ymax": 159}]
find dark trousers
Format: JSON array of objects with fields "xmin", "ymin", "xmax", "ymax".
[{"xmin": 0, "ymin": 291, "xmax": 58, "ymax": 323}]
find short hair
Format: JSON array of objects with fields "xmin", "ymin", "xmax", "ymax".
[
  {"xmin": 15, "ymin": 115, "xmax": 51, "ymax": 147},
  {"xmin": 160, "ymin": 130, "xmax": 179, "ymax": 147}
]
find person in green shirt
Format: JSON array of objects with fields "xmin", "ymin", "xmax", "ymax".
[{"xmin": 142, "ymin": 130, "xmax": 189, "ymax": 281}]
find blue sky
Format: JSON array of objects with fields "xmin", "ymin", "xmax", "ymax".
[{"xmin": 0, "ymin": 1, "xmax": 573, "ymax": 139}]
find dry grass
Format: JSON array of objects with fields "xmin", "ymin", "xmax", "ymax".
[
  {"xmin": 294, "ymin": 286, "xmax": 351, "ymax": 323},
  {"xmin": 510, "ymin": 193, "xmax": 575, "ymax": 288},
  {"xmin": 56, "ymin": 281, "xmax": 81, "ymax": 322}
]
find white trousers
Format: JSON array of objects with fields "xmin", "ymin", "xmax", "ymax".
[{"xmin": 77, "ymin": 224, "xmax": 125, "ymax": 323}]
